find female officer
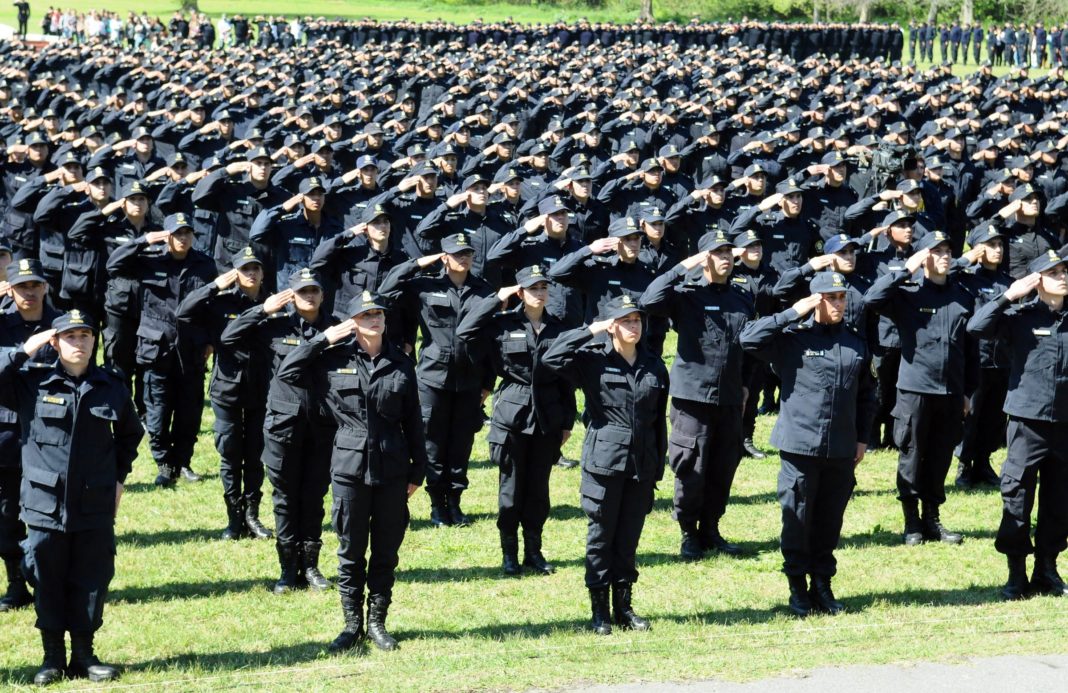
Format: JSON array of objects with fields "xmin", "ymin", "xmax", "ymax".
[
  {"xmin": 277, "ymin": 291, "xmax": 426, "ymax": 652},
  {"xmin": 455, "ymin": 265, "xmax": 575, "ymax": 576},
  {"xmin": 542, "ymin": 294, "xmax": 668, "ymax": 635}
]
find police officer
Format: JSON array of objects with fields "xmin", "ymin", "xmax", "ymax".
[
  {"xmin": 378, "ymin": 234, "xmax": 494, "ymax": 527},
  {"xmin": 0, "ymin": 311, "xmax": 143, "ymax": 684},
  {"xmin": 639, "ymin": 229, "xmax": 754, "ymax": 560},
  {"xmin": 176, "ymin": 247, "xmax": 272, "ymax": 540},
  {"xmin": 968, "ymin": 250, "xmax": 1068, "ymax": 600},
  {"xmin": 864, "ymin": 230, "xmax": 975, "ymax": 546},
  {"xmin": 455, "ymin": 265, "xmax": 575, "ymax": 575},
  {"xmin": 221, "ymin": 268, "xmax": 336, "ymax": 593},
  {"xmin": 106, "ymin": 213, "xmax": 216, "ymax": 487},
  {"xmin": 740, "ymin": 271, "xmax": 876, "ymax": 616},
  {"xmin": 277, "ymin": 291, "xmax": 426, "ymax": 652},
  {"xmin": 0, "ymin": 259, "xmax": 56, "ymax": 613},
  {"xmin": 543, "ymin": 294, "xmax": 668, "ymax": 635}
]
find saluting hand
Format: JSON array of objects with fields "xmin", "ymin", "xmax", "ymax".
[
  {"xmin": 23, "ymin": 328, "xmax": 57, "ymax": 356},
  {"xmin": 416, "ymin": 252, "xmax": 446, "ymax": 269},
  {"xmin": 589, "ymin": 237, "xmax": 618, "ymax": 255},
  {"xmin": 496, "ymin": 285, "xmax": 521, "ymax": 303},
  {"xmin": 1004, "ymin": 272, "xmax": 1041, "ymax": 301},
  {"xmin": 323, "ymin": 319, "xmax": 356, "ymax": 344},
  {"xmin": 214, "ymin": 269, "xmax": 239, "ymax": 290},
  {"xmin": 145, "ymin": 230, "xmax": 171, "ymax": 245},
  {"xmin": 961, "ymin": 245, "xmax": 985, "ymax": 265},
  {"xmin": 904, "ymin": 248, "xmax": 931, "ymax": 275},
  {"xmin": 790, "ymin": 294, "xmax": 822, "ymax": 318},
  {"xmin": 587, "ymin": 317, "xmax": 614, "ymax": 335},
  {"xmin": 680, "ymin": 250, "xmax": 710, "ymax": 270},
  {"xmin": 282, "ymin": 193, "xmax": 304, "ymax": 212},
  {"xmin": 808, "ymin": 254, "xmax": 836, "ymax": 271},
  {"xmin": 263, "ymin": 289, "xmax": 295, "ymax": 314}
]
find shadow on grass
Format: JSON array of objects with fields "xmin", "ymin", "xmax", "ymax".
[
  {"xmin": 119, "ymin": 527, "xmax": 226, "ymax": 547},
  {"xmin": 110, "ymin": 577, "xmax": 269, "ymax": 605}
]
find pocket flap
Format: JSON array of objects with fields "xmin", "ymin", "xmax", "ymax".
[
  {"xmin": 668, "ymin": 430, "xmax": 697, "ymax": 450},
  {"xmin": 268, "ymin": 397, "xmax": 302, "ymax": 415},
  {"xmin": 136, "ymin": 324, "xmax": 166, "ymax": 341},
  {"xmin": 579, "ymin": 477, "xmax": 606, "ymax": 501},
  {"xmin": 497, "ymin": 387, "xmax": 530, "ymax": 405},
  {"xmin": 24, "ymin": 466, "xmax": 60, "ymax": 487},
  {"xmin": 35, "ymin": 401, "xmax": 68, "ymax": 419},
  {"xmin": 597, "ymin": 427, "xmax": 632, "ymax": 445},
  {"xmin": 89, "ymin": 405, "xmax": 118, "ymax": 421},
  {"xmin": 335, "ymin": 431, "xmax": 367, "ymax": 450}
]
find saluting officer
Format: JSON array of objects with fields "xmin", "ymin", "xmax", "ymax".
[
  {"xmin": 277, "ymin": 291, "xmax": 426, "ymax": 653},
  {"xmin": 455, "ymin": 265, "xmax": 576, "ymax": 576},
  {"xmin": 543, "ymin": 294, "xmax": 668, "ymax": 636},
  {"xmin": 740, "ymin": 271, "xmax": 877, "ymax": 617},
  {"xmin": 1, "ymin": 311, "xmax": 143, "ymax": 684},
  {"xmin": 639, "ymin": 229, "xmax": 754, "ymax": 561},
  {"xmin": 968, "ymin": 250, "xmax": 1068, "ymax": 600}
]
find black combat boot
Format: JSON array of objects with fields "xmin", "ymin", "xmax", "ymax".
[
  {"xmin": 921, "ymin": 502, "xmax": 963, "ymax": 544},
  {"xmin": 588, "ymin": 587, "xmax": 612, "ymax": 635},
  {"xmin": 954, "ymin": 460, "xmax": 974, "ymax": 489},
  {"xmin": 1002, "ymin": 555, "xmax": 1030, "ymax": 601},
  {"xmin": 787, "ymin": 574, "xmax": 812, "ymax": 617},
  {"xmin": 67, "ymin": 632, "xmax": 119, "ymax": 682},
  {"xmin": 272, "ymin": 541, "xmax": 302, "ymax": 594},
  {"xmin": 366, "ymin": 594, "xmax": 398, "ymax": 651},
  {"xmin": 0, "ymin": 557, "xmax": 33, "ymax": 611},
  {"xmin": 427, "ymin": 489, "xmax": 452, "ymax": 528},
  {"xmin": 972, "ymin": 459, "xmax": 1000, "ymax": 486},
  {"xmin": 447, "ymin": 490, "xmax": 470, "ymax": 527},
  {"xmin": 500, "ymin": 531, "xmax": 521, "ymax": 576},
  {"xmin": 179, "ymin": 466, "xmax": 202, "ymax": 482},
  {"xmin": 328, "ymin": 593, "xmax": 365, "ymax": 652},
  {"xmin": 244, "ymin": 497, "xmax": 274, "ymax": 539},
  {"xmin": 611, "ymin": 583, "xmax": 650, "ymax": 631},
  {"xmin": 901, "ymin": 499, "xmax": 924, "ymax": 546},
  {"xmin": 679, "ymin": 520, "xmax": 703, "ymax": 561},
  {"xmin": 302, "ymin": 541, "xmax": 331, "ymax": 590},
  {"xmin": 809, "ymin": 575, "xmax": 845, "ymax": 615},
  {"xmin": 521, "ymin": 529, "xmax": 555, "ymax": 575},
  {"xmin": 1031, "ymin": 554, "xmax": 1068, "ymax": 597},
  {"xmin": 153, "ymin": 464, "xmax": 176, "ymax": 488},
  {"xmin": 742, "ymin": 438, "xmax": 765, "ymax": 459},
  {"xmin": 33, "ymin": 630, "xmax": 65, "ymax": 686},
  {"xmin": 698, "ymin": 524, "xmax": 743, "ymax": 557},
  {"xmin": 221, "ymin": 495, "xmax": 247, "ymax": 541}
]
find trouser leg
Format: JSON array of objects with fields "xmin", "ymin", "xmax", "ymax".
[
  {"xmin": 778, "ymin": 453, "xmax": 816, "ymax": 577},
  {"xmin": 366, "ymin": 480, "xmax": 409, "ymax": 599},
  {"xmin": 1034, "ymin": 422, "xmax": 1068, "ymax": 558},
  {"xmin": 299, "ymin": 421, "xmax": 333, "ymax": 543},
  {"xmin": 170, "ymin": 359, "xmax": 206, "ymax": 470},
  {"xmin": 670, "ymin": 399, "xmax": 711, "ymax": 524},
  {"xmin": 0, "ymin": 467, "xmax": 25, "ymax": 561},
  {"xmin": 518, "ymin": 432, "xmax": 558, "ymax": 538},
  {"xmin": 213, "ymin": 402, "xmax": 244, "ymax": 499},
  {"xmin": 809, "ymin": 459, "xmax": 856, "ymax": 578},
  {"xmin": 332, "ymin": 481, "xmax": 370, "ymax": 601},
  {"xmin": 610, "ymin": 477, "xmax": 655, "ymax": 585},
  {"xmin": 994, "ymin": 417, "xmax": 1042, "ymax": 556},
  {"xmin": 141, "ymin": 367, "xmax": 174, "ymax": 467}
]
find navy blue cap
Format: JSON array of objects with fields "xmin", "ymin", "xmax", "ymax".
[
  {"xmin": 640, "ymin": 210, "xmax": 665, "ymax": 224},
  {"xmin": 231, "ymin": 246, "xmax": 263, "ymax": 269},
  {"xmin": 288, "ymin": 268, "xmax": 322, "ymax": 291},
  {"xmin": 1030, "ymin": 249, "xmax": 1065, "ymax": 274},
  {"xmin": 698, "ymin": 228, "xmax": 733, "ymax": 252},
  {"xmin": 246, "ymin": 146, "xmax": 271, "ymax": 162},
  {"xmin": 346, "ymin": 290, "xmax": 387, "ymax": 316},
  {"xmin": 52, "ymin": 309, "xmax": 95, "ymax": 334},
  {"xmin": 299, "ymin": 176, "xmax": 326, "ymax": 194},
  {"xmin": 639, "ymin": 158, "xmax": 663, "ymax": 173},
  {"xmin": 734, "ymin": 229, "xmax": 762, "ymax": 248},
  {"xmin": 967, "ymin": 222, "xmax": 1003, "ymax": 247},
  {"xmin": 462, "ymin": 174, "xmax": 489, "ymax": 190},
  {"xmin": 441, "ymin": 232, "xmax": 474, "ymax": 254},
  {"xmin": 163, "ymin": 213, "xmax": 194, "ymax": 233},
  {"xmin": 361, "ymin": 203, "xmax": 389, "ymax": 224},
  {"xmin": 776, "ymin": 178, "xmax": 803, "ymax": 195},
  {"xmin": 121, "ymin": 180, "xmax": 148, "ymax": 198},
  {"xmin": 916, "ymin": 229, "xmax": 952, "ymax": 251},
  {"xmin": 808, "ymin": 271, "xmax": 848, "ymax": 294},
  {"xmin": 896, "ymin": 179, "xmax": 922, "ymax": 194},
  {"xmin": 356, "ymin": 155, "xmax": 378, "ymax": 169},
  {"xmin": 8, "ymin": 258, "xmax": 45, "ymax": 285},
  {"xmin": 599, "ymin": 293, "xmax": 643, "ymax": 320},
  {"xmin": 607, "ymin": 216, "xmax": 641, "ymax": 238},
  {"xmin": 821, "ymin": 151, "xmax": 848, "ymax": 167},
  {"xmin": 85, "ymin": 166, "xmax": 109, "ymax": 184},
  {"xmin": 516, "ymin": 265, "xmax": 549, "ymax": 288},
  {"xmin": 824, "ymin": 234, "xmax": 859, "ymax": 254},
  {"xmin": 411, "ymin": 161, "xmax": 438, "ymax": 177},
  {"xmin": 538, "ymin": 196, "xmax": 568, "ymax": 215},
  {"xmin": 881, "ymin": 210, "xmax": 916, "ymax": 227}
]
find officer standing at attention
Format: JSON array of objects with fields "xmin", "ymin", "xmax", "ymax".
[
  {"xmin": 176, "ymin": 247, "xmax": 272, "ymax": 540},
  {"xmin": 378, "ymin": 234, "xmax": 494, "ymax": 528},
  {"xmin": 639, "ymin": 230, "xmax": 754, "ymax": 561},
  {"xmin": 740, "ymin": 271, "xmax": 876, "ymax": 617},
  {"xmin": 543, "ymin": 294, "xmax": 668, "ymax": 636},
  {"xmin": 1, "ymin": 311, "xmax": 143, "ymax": 684},
  {"xmin": 968, "ymin": 251, "xmax": 1068, "ymax": 600},
  {"xmin": 0, "ymin": 259, "xmax": 56, "ymax": 613},
  {"xmin": 864, "ymin": 231, "xmax": 975, "ymax": 546},
  {"xmin": 455, "ymin": 265, "xmax": 575, "ymax": 576},
  {"xmin": 277, "ymin": 291, "xmax": 426, "ymax": 652},
  {"xmin": 221, "ymin": 268, "xmax": 336, "ymax": 594}
]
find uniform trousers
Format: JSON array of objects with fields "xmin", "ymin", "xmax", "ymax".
[
  {"xmin": 958, "ymin": 368, "xmax": 1008, "ymax": 466},
  {"xmin": 212, "ymin": 401, "xmax": 266, "ymax": 503},
  {"xmin": 21, "ymin": 525, "xmax": 115, "ymax": 633},
  {"xmin": 893, "ymin": 390, "xmax": 964, "ymax": 505},
  {"xmin": 331, "ymin": 477, "xmax": 408, "ymax": 600},
  {"xmin": 668, "ymin": 398, "xmax": 742, "ymax": 528},
  {"xmin": 488, "ymin": 427, "xmax": 560, "ymax": 535},
  {"xmin": 418, "ymin": 384, "xmax": 482, "ymax": 492},
  {"xmin": 143, "ymin": 360, "xmax": 205, "ymax": 471},
  {"xmin": 777, "ymin": 452, "xmax": 855, "ymax": 577},
  {"xmin": 263, "ymin": 417, "xmax": 332, "ymax": 544},
  {"xmin": 996, "ymin": 417, "xmax": 1068, "ymax": 558},
  {"xmin": 579, "ymin": 470, "xmax": 655, "ymax": 588},
  {"xmin": 0, "ymin": 466, "xmax": 24, "ymax": 559}
]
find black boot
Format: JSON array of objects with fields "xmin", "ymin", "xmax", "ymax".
[
  {"xmin": 1002, "ymin": 555, "xmax": 1030, "ymax": 601},
  {"xmin": 328, "ymin": 593, "xmax": 365, "ymax": 652},
  {"xmin": 153, "ymin": 464, "xmax": 176, "ymax": 488},
  {"xmin": 447, "ymin": 491, "xmax": 470, "ymax": 527},
  {"xmin": 809, "ymin": 575, "xmax": 845, "ymax": 615},
  {"xmin": 302, "ymin": 541, "xmax": 331, "ymax": 591},
  {"xmin": 522, "ymin": 530, "xmax": 555, "ymax": 575},
  {"xmin": 921, "ymin": 503, "xmax": 963, "ymax": 544},
  {"xmin": 1031, "ymin": 554, "xmax": 1068, "ymax": 597},
  {"xmin": 954, "ymin": 460, "xmax": 974, "ymax": 489},
  {"xmin": 901, "ymin": 499, "xmax": 924, "ymax": 546},
  {"xmin": 221, "ymin": 496, "xmax": 247, "ymax": 541},
  {"xmin": 67, "ymin": 632, "xmax": 119, "ymax": 682},
  {"xmin": 500, "ymin": 531, "xmax": 521, "ymax": 576},
  {"xmin": 556, "ymin": 455, "xmax": 579, "ymax": 469},
  {"xmin": 180, "ymin": 466, "xmax": 202, "ymax": 482},
  {"xmin": 0, "ymin": 557, "xmax": 33, "ymax": 611},
  {"xmin": 272, "ymin": 541, "xmax": 302, "ymax": 594},
  {"xmin": 742, "ymin": 438, "xmax": 766, "ymax": 459},
  {"xmin": 33, "ymin": 630, "xmax": 65, "ymax": 686},
  {"xmin": 588, "ymin": 587, "xmax": 612, "ymax": 635},
  {"xmin": 611, "ymin": 583, "xmax": 650, "ymax": 631},
  {"xmin": 366, "ymin": 594, "xmax": 398, "ymax": 651},
  {"xmin": 244, "ymin": 498, "xmax": 274, "ymax": 539},
  {"xmin": 698, "ymin": 524, "xmax": 743, "ymax": 557},
  {"xmin": 679, "ymin": 520, "xmax": 703, "ymax": 561},
  {"xmin": 427, "ymin": 489, "xmax": 452, "ymax": 528},
  {"xmin": 973, "ymin": 459, "xmax": 1001, "ymax": 486},
  {"xmin": 787, "ymin": 574, "xmax": 812, "ymax": 617}
]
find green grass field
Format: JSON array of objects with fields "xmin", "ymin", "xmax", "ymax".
[{"xmin": 1, "ymin": 328, "xmax": 1065, "ymax": 691}]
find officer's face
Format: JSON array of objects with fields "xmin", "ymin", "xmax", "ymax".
[
  {"xmin": 622, "ymin": 150, "xmax": 639, "ymax": 167},
  {"xmin": 354, "ymin": 308, "xmax": 386, "ymax": 337},
  {"xmin": 219, "ymin": 119, "xmax": 234, "ymax": 137},
  {"xmin": 707, "ymin": 246, "xmax": 733, "ymax": 278},
  {"xmin": 43, "ymin": 116, "xmax": 59, "ymax": 131},
  {"xmin": 417, "ymin": 173, "xmax": 438, "ymax": 195},
  {"xmin": 833, "ymin": 247, "xmax": 856, "ymax": 273},
  {"xmin": 440, "ymin": 155, "xmax": 457, "ymax": 174},
  {"xmin": 747, "ymin": 173, "xmax": 766, "ymax": 195},
  {"xmin": 980, "ymin": 239, "xmax": 1003, "ymax": 264},
  {"xmin": 1016, "ymin": 166, "xmax": 1034, "ymax": 183},
  {"xmin": 642, "ymin": 168, "xmax": 662, "ymax": 186},
  {"xmin": 609, "ymin": 312, "xmax": 642, "ymax": 344},
  {"xmin": 10, "ymin": 280, "xmax": 46, "ymax": 312},
  {"xmin": 325, "ymin": 124, "xmax": 342, "ymax": 140},
  {"xmin": 618, "ymin": 233, "xmax": 642, "ymax": 261},
  {"xmin": 781, "ymin": 192, "xmax": 803, "ymax": 216},
  {"xmin": 314, "ymin": 150, "xmax": 334, "ymax": 169},
  {"xmin": 359, "ymin": 165, "xmax": 378, "ymax": 187},
  {"xmin": 1021, "ymin": 194, "xmax": 1041, "ymax": 216},
  {"xmin": 445, "ymin": 250, "xmax": 474, "ymax": 272},
  {"xmin": 571, "ymin": 179, "xmax": 591, "ymax": 199},
  {"xmin": 467, "ymin": 183, "xmax": 488, "ymax": 206},
  {"xmin": 889, "ymin": 222, "xmax": 913, "ymax": 245},
  {"xmin": 124, "ymin": 194, "xmax": 148, "ymax": 217},
  {"xmin": 532, "ymin": 153, "xmax": 548, "ymax": 169},
  {"xmin": 1040, "ymin": 264, "xmax": 1068, "ymax": 296},
  {"xmin": 52, "ymin": 327, "xmax": 94, "ymax": 367},
  {"xmin": 642, "ymin": 220, "xmax": 664, "ymax": 242},
  {"xmin": 947, "ymin": 137, "xmax": 964, "ymax": 155},
  {"xmin": 88, "ymin": 179, "xmax": 111, "ymax": 203},
  {"xmin": 901, "ymin": 190, "xmax": 922, "ymax": 211},
  {"xmin": 367, "ymin": 134, "xmax": 383, "ymax": 148},
  {"xmin": 366, "ymin": 216, "xmax": 390, "ymax": 244},
  {"xmin": 191, "ymin": 107, "xmax": 206, "ymax": 125},
  {"xmin": 502, "ymin": 180, "xmax": 520, "ymax": 199},
  {"xmin": 741, "ymin": 242, "xmax": 762, "ymax": 264},
  {"xmin": 168, "ymin": 228, "xmax": 194, "ymax": 255},
  {"xmin": 455, "ymin": 129, "xmax": 470, "ymax": 145},
  {"xmin": 662, "ymin": 156, "xmax": 681, "ymax": 173},
  {"xmin": 928, "ymin": 243, "xmax": 953, "ymax": 273},
  {"xmin": 816, "ymin": 292, "xmax": 846, "ymax": 324},
  {"xmin": 60, "ymin": 163, "xmax": 83, "ymax": 185},
  {"xmin": 497, "ymin": 143, "xmax": 514, "ymax": 160},
  {"xmin": 297, "ymin": 114, "xmax": 313, "ymax": 129},
  {"xmin": 27, "ymin": 143, "xmax": 48, "ymax": 164},
  {"xmin": 302, "ymin": 189, "xmax": 325, "ymax": 211},
  {"xmin": 250, "ymin": 157, "xmax": 271, "ymax": 183},
  {"xmin": 519, "ymin": 281, "xmax": 549, "ymax": 309},
  {"xmin": 293, "ymin": 286, "xmax": 323, "ymax": 311},
  {"xmin": 135, "ymin": 136, "xmax": 153, "ymax": 155},
  {"xmin": 827, "ymin": 163, "xmax": 847, "ymax": 185},
  {"xmin": 236, "ymin": 263, "xmax": 263, "ymax": 289},
  {"xmin": 545, "ymin": 210, "xmax": 569, "ymax": 237}
]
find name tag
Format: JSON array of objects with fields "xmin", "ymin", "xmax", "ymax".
[
  {"xmin": 1033, "ymin": 328, "xmax": 1052, "ymax": 336},
  {"xmin": 803, "ymin": 349, "xmax": 825, "ymax": 357},
  {"xmin": 411, "ymin": 215, "xmax": 423, "ymax": 220},
  {"xmin": 704, "ymin": 305, "xmax": 721, "ymax": 311},
  {"xmin": 41, "ymin": 396, "xmax": 66, "ymax": 405},
  {"xmin": 608, "ymin": 280, "xmax": 621, "ymax": 286},
  {"xmin": 430, "ymin": 292, "xmax": 447, "ymax": 298},
  {"xmin": 772, "ymin": 234, "xmax": 784, "ymax": 239},
  {"xmin": 226, "ymin": 313, "xmax": 239, "ymax": 319},
  {"xmin": 605, "ymin": 367, "xmax": 621, "ymax": 373},
  {"xmin": 919, "ymin": 307, "xmax": 936, "ymax": 314},
  {"xmin": 732, "ymin": 277, "xmax": 747, "ymax": 284},
  {"xmin": 154, "ymin": 272, "xmax": 167, "ymax": 277},
  {"xmin": 282, "ymin": 337, "xmax": 301, "ymax": 346},
  {"xmin": 980, "ymin": 288, "xmax": 995, "ymax": 294},
  {"xmin": 508, "ymin": 332, "xmax": 525, "ymax": 339},
  {"xmin": 335, "ymin": 368, "xmax": 357, "ymax": 374},
  {"xmin": 291, "ymin": 237, "xmax": 311, "ymax": 245}
]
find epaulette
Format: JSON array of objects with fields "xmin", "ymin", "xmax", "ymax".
[{"xmin": 281, "ymin": 210, "xmax": 303, "ymax": 222}]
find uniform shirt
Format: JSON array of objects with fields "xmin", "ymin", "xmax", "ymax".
[
  {"xmin": 67, "ymin": 210, "xmax": 160, "ymax": 315},
  {"xmin": 740, "ymin": 309, "xmax": 876, "ymax": 458},
  {"xmin": 640, "ymin": 264, "xmax": 754, "ymax": 405},
  {"xmin": 0, "ymin": 308, "xmax": 58, "ymax": 464},
  {"xmin": 547, "ymin": 246, "xmax": 659, "ymax": 324},
  {"xmin": 414, "ymin": 202, "xmax": 512, "ymax": 286},
  {"xmin": 32, "ymin": 183, "xmax": 96, "ymax": 277},
  {"xmin": 542, "ymin": 328, "xmax": 668, "ymax": 482},
  {"xmin": 249, "ymin": 206, "xmax": 344, "ymax": 292},
  {"xmin": 0, "ymin": 352, "xmax": 143, "ymax": 532},
  {"xmin": 729, "ymin": 206, "xmax": 821, "ymax": 274},
  {"xmin": 954, "ymin": 263, "xmax": 1012, "ymax": 370},
  {"xmin": 486, "ymin": 228, "xmax": 586, "ymax": 327},
  {"xmin": 192, "ymin": 171, "xmax": 288, "ymax": 261}
]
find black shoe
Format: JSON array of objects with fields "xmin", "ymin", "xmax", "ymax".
[
  {"xmin": 447, "ymin": 491, "xmax": 470, "ymax": 527},
  {"xmin": 809, "ymin": 575, "xmax": 845, "ymax": 615},
  {"xmin": 34, "ymin": 630, "xmax": 65, "ymax": 686},
  {"xmin": 501, "ymin": 532, "xmax": 521, "ymax": 577},
  {"xmin": 588, "ymin": 586, "xmax": 612, "ymax": 635},
  {"xmin": 221, "ymin": 496, "xmax": 247, "ymax": 541},
  {"xmin": 742, "ymin": 438, "xmax": 766, "ymax": 459},
  {"xmin": 328, "ymin": 594, "xmax": 365, "ymax": 653},
  {"xmin": 428, "ymin": 490, "xmax": 452, "ymax": 528},
  {"xmin": 701, "ymin": 528, "xmax": 744, "ymax": 557},
  {"xmin": 366, "ymin": 594, "xmax": 398, "ymax": 651},
  {"xmin": 272, "ymin": 541, "xmax": 302, "ymax": 595},
  {"xmin": 1002, "ymin": 555, "xmax": 1030, "ymax": 601},
  {"xmin": 556, "ymin": 455, "xmax": 579, "ymax": 469},
  {"xmin": 787, "ymin": 574, "xmax": 812, "ymax": 617},
  {"xmin": 521, "ymin": 531, "xmax": 555, "ymax": 575},
  {"xmin": 611, "ymin": 583, "xmax": 650, "ymax": 631},
  {"xmin": 902, "ymin": 499, "xmax": 924, "ymax": 546},
  {"xmin": 1031, "ymin": 554, "xmax": 1068, "ymax": 597},
  {"xmin": 302, "ymin": 541, "xmax": 332, "ymax": 591},
  {"xmin": 679, "ymin": 521, "xmax": 703, "ymax": 561},
  {"xmin": 244, "ymin": 499, "xmax": 274, "ymax": 539},
  {"xmin": 921, "ymin": 503, "xmax": 963, "ymax": 544},
  {"xmin": 954, "ymin": 461, "xmax": 974, "ymax": 489},
  {"xmin": 153, "ymin": 465, "xmax": 176, "ymax": 488},
  {"xmin": 67, "ymin": 632, "xmax": 119, "ymax": 682},
  {"xmin": 180, "ymin": 467, "xmax": 202, "ymax": 482},
  {"xmin": 0, "ymin": 557, "xmax": 33, "ymax": 612},
  {"xmin": 973, "ymin": 460, "xmax": 1001, "ymax": 487}
]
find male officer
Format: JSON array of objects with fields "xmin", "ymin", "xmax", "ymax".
[
  {"xmin": 640, "ymin": 229, "xmax": 754, "ymax": 560},
  {"xmin": 740, "ymin": 271, "xmax": 876, "ymax": 616},
  {"xmin": 0, "ymin": 311, "xmax": 143, "ymax": 684}
]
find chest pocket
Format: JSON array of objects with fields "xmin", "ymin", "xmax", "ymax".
[
  {"xmin": 601, "ymin": 373, "xmax": 631, "ymax": 408},
  {"xmin": 373, "ymin": 375, "xmax": 406, "ymax": 419},
  {"xmin": 33, "ymin": 401, "xmax": 70, "ymax": 446},
  {"xmin": 330, "ymin": 373, "xmax": 364, "ymax": 415},
  {"xmin": 425, "ymin": 294, "xmax": 454, "ymax": 327}
]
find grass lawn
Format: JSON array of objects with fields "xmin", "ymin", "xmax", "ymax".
[{"xmin": 1, "ymin": 330, "xmax": 1065, "ymax": 691}]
